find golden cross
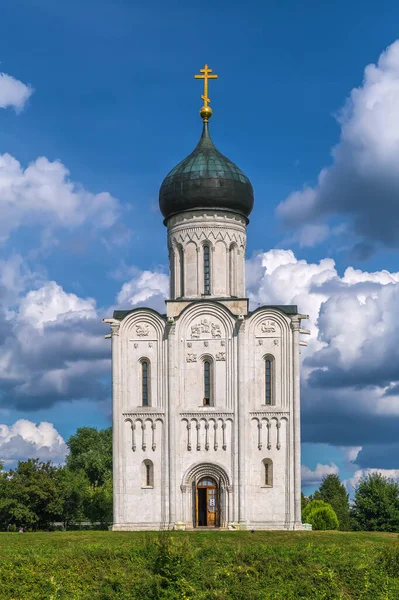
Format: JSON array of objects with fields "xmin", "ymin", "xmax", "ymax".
[{"xmin": 194, "ymin": 64, "xmax": 218, "ymax": 121}]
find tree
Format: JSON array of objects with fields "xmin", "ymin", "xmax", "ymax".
[
  {"xmin": 56, "ymin": 467, "xmax": 91, "ymax": 528},
  {"xmin": 4, "ymin": 459, "xmax": 63, "ymax": 530},
  {"xmin": 302, "ymin": 499, "xmax": 339, "ymax": 530},
  {"xmin": 85, "ymin": 474, "xmax": 113, "ymax": 525},
  {"xmin": 319, "ymin": 474, "xmax": 351, "ymax": 530},
  {"xmin": 352, "ymin": 473, "xmax": 399, "ymax": 532},
  {"xmin": 66, "ymin": 427, "xmax": 112, "ymax": 486}
]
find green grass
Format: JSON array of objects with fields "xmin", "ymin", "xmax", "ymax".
[{"xmin": 0, "ymin": 530, "xmax": 398, "ymax": 599}]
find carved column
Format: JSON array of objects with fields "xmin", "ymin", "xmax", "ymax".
[{"xmin": 291, "ymin": 317, "xmax": 302, "ymax": 527}]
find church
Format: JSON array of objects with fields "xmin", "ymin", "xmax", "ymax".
[{"xmin": 104, "ymin": 65, "xmax": 308, "ymax": 530}]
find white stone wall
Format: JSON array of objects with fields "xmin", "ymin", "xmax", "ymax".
[
  {"xmin": 109, "ymin": 301, "xmax": 304, "ymax": 530},
  {"xmin": 167, "ymin": 210, "xmax": 247, "ymax": 299}
]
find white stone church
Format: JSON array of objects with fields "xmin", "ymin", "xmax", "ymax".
[{"xmin": 104, "ymin": 68, "xmax": 308, "ymax": 530}]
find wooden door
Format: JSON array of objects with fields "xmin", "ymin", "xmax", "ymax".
[{"xmin": 196, "ymin": 477, "xmax": 218, "ymax": 527}]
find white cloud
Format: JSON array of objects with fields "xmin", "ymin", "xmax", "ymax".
[
  {"xmin": 18, "ymin": 282, "xmax": 96, "ymax": 330},
  {"xmin": 116, "ymin": 268, "xmax": 169, "ymax": 313},
  {"xmin": 0, "ymin": 419, "xmax": 67, "ymax": 465},
  {"xmin": 344, "ymin": 468, "xmax": 399, "ymax": 494},
  {"xmin": 0, "ymin": 153, "xmax": 120, "ymax": 243},
  {"xmin": 0, "ymin": 72, "xmax": 33, "ymax": 112},
  {"xmin": 301, "ymin": 462, "xmax": 339, "ymax": 485},
  {"xmin": 277, "ymin": 40, "xmax": 399, "ymax": 250},
  {"xmin": 338, "ymin": 446, "xmax": 362, "ymax": 463}
]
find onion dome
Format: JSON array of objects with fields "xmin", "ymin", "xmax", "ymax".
[{"xmin": 159, "ymin": 121, "xmax": 254, "ymax": 221}]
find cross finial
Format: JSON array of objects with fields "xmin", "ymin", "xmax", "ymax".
[{"xmin": 194, "ymin": 63, "xmax": 218, "ymax": 122}]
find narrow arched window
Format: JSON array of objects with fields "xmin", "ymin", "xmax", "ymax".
[
  {"xmin": 265, "ymin": 357, "xmax": 273, "ymax": 405},
  {"xmin": 179, "ymin": 246, "xmax": 185, "ymax": 297},
  {"xmin": 170, "ymin": 248, "xmax": 175, "ymax": 298},
  {"xmin": 142, "ymin": 460, "xmax": 154, "ymax": 488},
  {"xmin": 229, "ymin": 244, "xmax": 237, "ymax": 296},
  {"xmin": 203, "ymin": 245, "xmax": 211, "ymax": 294},
  {"xmin": 204, "ymin": 360, "xmax": 211, "ymax": 406},
  {"xmin": 142, "ymin": 360, "xmax": 150, "ymax": 407},
  {"xmin": 146, "ymin": 463, "xmax": 151, "ymax": 486},
  {"xmin": 263, "ymin": 459, "xmax": 273, "ymax": 487}
]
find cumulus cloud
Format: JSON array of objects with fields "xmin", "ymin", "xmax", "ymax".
[
  {"xmin": 0, "ymin": 72, "xmax": 33, "ymax": 112},
  {"xmin": 0, "ymin": 154, "xmax": 120, "ymax": 243},
  {"xmin": 0, "ymin": 419, "xmax": 67, "ymax": 465},
  {"xmin": 247, "ymin": 248, "xmax": 399, "ymax": 472},
  {"xmin": 0, "ymin": 257, "xmax": 110, "ymax": 411},
  {"xmin": 301, "ymin": 462, "xmax": 339, "ymax": 486},
  {"xmin": 344, "ymin": 469, "xmax": 399, "ymax": 494},
  {"xmin": 116, "ymin": 268, "xmax": 169, "ymax": 313},
  {"xmin": 277, "ymin": 40, "xmax": 399, "ymax": 252}
]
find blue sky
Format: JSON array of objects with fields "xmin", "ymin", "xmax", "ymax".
[{"xmin": 1, "ymin": 0, "xmax": 399, "ymax": 494}]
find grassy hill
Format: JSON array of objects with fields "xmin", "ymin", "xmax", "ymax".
[{"xmin": 0, "ymin": 530, "xmax": 398, "ymax": 599}]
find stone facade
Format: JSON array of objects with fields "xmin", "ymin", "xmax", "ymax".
[{"xmin": 105, "ymin": 207, "xmax": 308, "ymax": 530}]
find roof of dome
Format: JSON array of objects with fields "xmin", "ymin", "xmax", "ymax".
[{"xmin": 159, "ymin": 122, "xmax": 254, "ymax": 222}]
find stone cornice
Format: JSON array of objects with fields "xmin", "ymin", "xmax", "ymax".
[
  {"xmin": 180, "ymin": 411, "xmax": 234, "ymax": 420},
  {"xmin": 250, "ymin": 411, "xmax": 289, "ymax": 418}
]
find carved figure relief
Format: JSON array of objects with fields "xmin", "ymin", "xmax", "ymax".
[
  {"xmin": 190, "ymin": 318, "xmax": 221, "ymax": 339},
  {"xmin": 186, "ymin": 353, "xmax": 197, "ymax": 362},
  {"xmin": 260, "ymin": 320, "xmax": 276, "ymax": 334},
  {"xmin": 136, "ymin": 324, "xmax": 150, "ymax": 337},
  {"xmin": 215, "ymin": 352, "xmax": 226, "ymax": 361}
]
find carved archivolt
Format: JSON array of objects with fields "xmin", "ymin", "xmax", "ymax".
[
  {"xmin": 124, "ymin": 414, "xmax": 164, "ymax": 452},
  {"xmin": 181, "ymin": 461, "xmax": 231, "ymax": 489}
]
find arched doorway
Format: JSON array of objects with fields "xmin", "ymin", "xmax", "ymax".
[
  {"xmin": 196, "ymin": 477, "xmax": 219, "ymax": 527},
  {"xmin": 182, "ymin": 462, "xmax": 231, "ymax": 528}
]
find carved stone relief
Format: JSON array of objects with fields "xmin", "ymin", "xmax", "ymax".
[
  {"xmin": 136, "ymin": 324, "xmax": 149, "ymax": 337},
  {"xmin": 190, "ymin": 318, "xmax": 221, "ymax": 340},
  {"xmin": 260, "ymin": 320, "xmax": 277, "ymax": 334},
  {"xmin": 186, "ymin": 353, "xmax": 197, "ymax": 362}
]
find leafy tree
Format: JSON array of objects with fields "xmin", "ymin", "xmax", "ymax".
[
  {"xmin": 302, "ymin": 499, "xmax": 339, "ymax": 530},
  {"xmin": 319, "ymin": 474, "xmax": 351, "ymax": 530},
  {"xmin": 66, "ymin": 427, "xmax": 112, "ymax": 486},
  {"xmin": 3, "ymin": 459, "xmax": 63, "ymax": 530},
  {"xmin": 56, "ymin": 467, "xmax": 91, "ymax": 528},
  {"xmin": 352, "ymin": 473, "xmax": 399, "ymax": 532},
  {"xmin": 85, "ymin": 475, "xmax": 113, "ymax": 525}
]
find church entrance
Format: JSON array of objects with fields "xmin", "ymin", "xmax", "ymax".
[{"xmin": 196, "ymin": 477, "xmax": 219, "ymax": 527}]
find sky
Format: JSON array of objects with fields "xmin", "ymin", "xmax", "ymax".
[{"xmin": 1, "ymin": 0, "xmax": 399, "ymax": 495}]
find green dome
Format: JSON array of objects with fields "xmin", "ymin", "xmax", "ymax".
[{"xmin": 159, "ymin": 122, "xmax": 254, "ymax": 221}]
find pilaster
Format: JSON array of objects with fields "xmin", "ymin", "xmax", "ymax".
[
  {"xmin": 167, "ymin": 321, "xmax": 177, "ymax": 527},
  {"xmin": 291, "ymin": 316, "xmax": 302, "ymax": 527},
  {"xmin": 237, "ymin": 317, "xmax": 247, "ymax": 526}
]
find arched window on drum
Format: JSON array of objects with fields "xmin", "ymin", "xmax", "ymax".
[{"xmin": 203, "ymin": 244, "xmax": 211, "ymax": 295}]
